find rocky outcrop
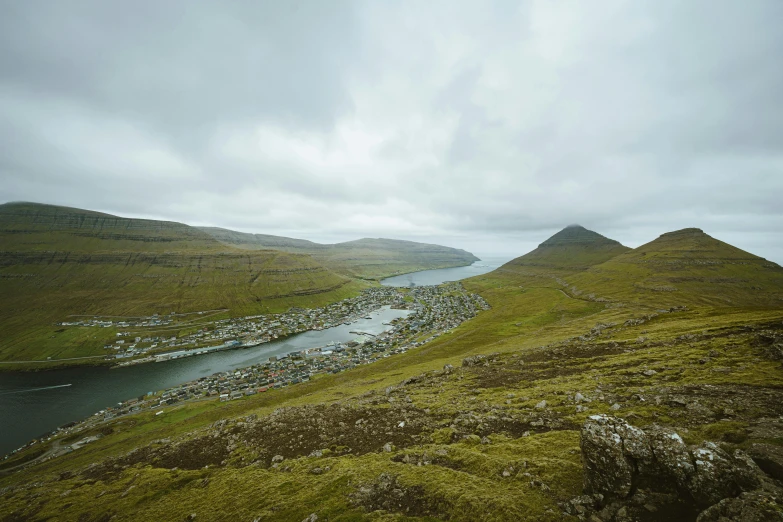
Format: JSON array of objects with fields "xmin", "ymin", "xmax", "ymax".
[
  {"xmin": 577, "ymin": 415, "xmax": 781, "ymax": 520},
  {"xmin": 747, "ymin": 443, "xmax": 783, "ymax": 481},
  {"xmin": 696, "ymin": 491, "xmax": 783, "ymax": 521}
]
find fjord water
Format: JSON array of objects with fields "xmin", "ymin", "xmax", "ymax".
[
  {"xmin": 0, "ymin": 306, "xmax": 410, "ymax": 457},
  {"xmin": 1, "ymin": 259, "xmax": 507, "ymax": 456},
  {"xmin": 380, "ymin": 257, "xmax": 511, "ymax": 287}
]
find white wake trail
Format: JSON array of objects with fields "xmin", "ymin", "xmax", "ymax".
[{"xmin": 0, "ymin": 384, "xmax": 72, "ymax": 395}]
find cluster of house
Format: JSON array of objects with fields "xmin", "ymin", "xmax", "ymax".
[
  {"xmin": 88, "ymin": 287, "xmax": 411, "ymax": 363},
  {"xmin": 46, "ymin": 284, "xmax": 489, "ymax": 440},
  {"xmin": 58, "ymin": 314, "xmax": 174, "ymax": 329}
]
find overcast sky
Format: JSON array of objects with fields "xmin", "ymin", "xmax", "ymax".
[{"xmin": 1, "ymin": 1, "xmax": 782, "ymax": 262}]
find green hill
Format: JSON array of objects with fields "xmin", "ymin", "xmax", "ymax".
[
  {"xmin": 199, "ymin": 227, "xmax": 480, "ymax": 279},
  {"xmin": 2, "ymin": 224, "xmax": 783, "ymax": 521},
  {"xmin": 566, "ymin": 227, "xmax": 783, "ymax": 308},
  {"xmin": 1, "ymin": 201, "xmax": 220, "ymax": 252},
  {"xmin": 197, "ymin": 227, "xmax": 324, "ymax": 252},
  {"xmin": 503, "ymin": 224, "xmax": 631, "ymax": 271},
  {"xmin": 0, "ymin": 203, "xmax": 365, "ymax": 364}
]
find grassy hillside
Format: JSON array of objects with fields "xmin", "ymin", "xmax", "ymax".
[
  {"xmin": 0, "ymin": 202, "xmax": 368, "ymax": 364},
  {"xmin": 198, "ymin": 227, "xmax": 324, "ymax": 251},
  {"xmin": 564, "ymin": 227, "xmax": 783, "ymax": 308},
  {"xmin": 200, "ymin": 227, "xmax": 480, "ymax": 279},
  {"xmin": 3, "ymin": 225, "xmax": 782, "ymax": 520},
  {"xmin": 503, "ymin": 224, "xmax": 631, "ymax": 271}
]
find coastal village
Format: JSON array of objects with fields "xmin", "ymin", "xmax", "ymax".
[
  {"xmin": 60, "ymin": 287, "xmax": 413, "ymax": 364},
  {"xmin": 7, "ymin": 283, "xmax": 490, "ymax": 461}
]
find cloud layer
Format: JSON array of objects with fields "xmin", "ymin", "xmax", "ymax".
[{"xmin": 2, "ymin": 0, "xmax": 782, "ymax": 261}]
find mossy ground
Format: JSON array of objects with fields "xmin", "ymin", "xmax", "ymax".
[
  {"xmin": 4, "ymin": 223, "xmax": 783, "ymax": 520},
  {"xmin": 3, "ymin": 254, "xmax": 783, "ymax": 521}
]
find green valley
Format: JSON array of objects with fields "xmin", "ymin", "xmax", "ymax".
[
  {"xmin": 3, "ymin": 224, "xmax": 782, "ymax": 521},
  {"xmin": 0, "ymin": 203, "xmax": 476, "ymax": 366}
]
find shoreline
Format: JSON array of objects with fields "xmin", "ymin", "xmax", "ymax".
[
  {"xmin": 2, "ymin": 283, "xmax": 490, "ymax": 460},
  {"xmin": 0, "ymin": 262, "xmax": 483, "ymax": 372},
  {"xmin": 377, "ymin": 259, "xmax": 481, "ymax": 283}
]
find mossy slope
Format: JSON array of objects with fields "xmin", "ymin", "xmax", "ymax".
[
  {"xmin": 567, "ymin": 227, "xmax": 783, "ymax": 308},
  {"xmin": 1, "ymin": 225, "xmax": 782, "ymax": 522},
  {"xmin": 503, "ymin": 224, "xmax": 631, "ymax": 271}
]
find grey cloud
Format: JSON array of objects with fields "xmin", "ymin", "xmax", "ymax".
[
  {"xmin": 0, "ymin": 0, "xmax": 782, "ymax": 263},
  {"xmin": 0, "ymin": 1, "xmax": 360, "ymax": 135}
]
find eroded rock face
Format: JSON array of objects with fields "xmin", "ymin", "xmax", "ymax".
[
  {"xmin": 696, "ymin": 491, "xmax": 783, "ymax": 522},
  {"xmin": 747, "ymin": 443, "xmax": 783, "ymax": 481},
  {"xmin": 580, "ymin": 415, "xmax": 639, "ymax": 497},
  {"xmin": 580, "ymin": 415, "xmax": 764, "ymax": 509},
  {"xmin": 644, "ymin": 425, "xmax": 693, "ymax": 488},
  {"xmin": 688, "ymin": 443, "xmax": 761, "ymax": 507}
]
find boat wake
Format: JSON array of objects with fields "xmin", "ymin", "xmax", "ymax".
[{"xmin": 0, "ymin": 384, "xmax": 72, "ymax": 395}]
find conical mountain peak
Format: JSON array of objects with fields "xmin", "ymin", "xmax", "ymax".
[
  {"xmin": 503, "ymin": 225, "xmax": 630, "ymax": 271},
  {"xmin": 655, "ymin": 227, "xmax": 707, "ymax": 240},
  {"xmin": 635, "ymin": 227, "xmax": 767, "ymax": 262},
  {"xmin": 538, "ymin": 225, "xmax": 623, "ymax": 248}
]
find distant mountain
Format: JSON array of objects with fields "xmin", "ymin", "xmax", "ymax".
[
  {"xmin": 198, "ymin": 227, "xmax": 479, "ymax": 280},
  {"xmin": 0, "ymin": 201, "xmax": 217, "ymax": 251},
  {"xmin": 0, "ymin": 202, "xmax": 480, "ymax": 364},
  {"xmin": 503, "ymin": 224, "xmax": 630, "ymax": 270},
  {"xmin": 568, "ymin": 227, "xmax": 783, "ymax": 307},
  {"xmin": 0, "ymin": 202, "xmax": 361, "ymax": 364},
  {"xmin": 198, "ymin": 227, "xmax": 324, "ymax": 251}
]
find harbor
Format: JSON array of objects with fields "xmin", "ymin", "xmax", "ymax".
[{"xmin": 1, "ymin": 281, "xmax": 491, "ymax": 458}]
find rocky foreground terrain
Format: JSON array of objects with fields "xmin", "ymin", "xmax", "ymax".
[{"xmin": 2, "ymin": 310, "xmax": 783, "ymax": 521}]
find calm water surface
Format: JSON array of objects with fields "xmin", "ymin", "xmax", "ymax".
[
  {"xmin": 0, "ymin": 306, "xmax": 410, "ymax": 456},
  {"xmin": 380, "ymin": 257, "xmax": 510, "ymax": 287}
]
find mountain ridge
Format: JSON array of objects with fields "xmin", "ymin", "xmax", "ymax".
[
  {"xmin": 564, "ymin": 226, "xmax": 783, "ymax": 308},
  {"xmin": 198, "ymin": 226, "xmax": 479, "ymax": 280},
  {"xmin": 0, "ymin": 201, "xmax": 480, "ymax": 366},
  {"xmin": 2, "ymin": 220, "xmax": 783, "ymax": 521},
  {"xmin": 504, "ymin": 224, "xmax": 631, "ymax": 271}
]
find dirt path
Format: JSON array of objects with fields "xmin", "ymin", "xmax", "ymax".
[{"xmin": 0, "ymin": 440, "xmax": 61, "ymax": 475}]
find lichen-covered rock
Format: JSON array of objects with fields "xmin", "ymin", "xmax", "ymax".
[
  {"xmin": 687, "ymin": 443, "xmax": 761, "ymax": 507},
  {"xmin": 696, "ymin": 491, "xmax": 783, "ymax": 521},
  {"xmin": 580, "ymin": 415, "xmax": 639, "ymax": 497},
  {"xmin": 579, "ymin": 415, "xmax": 765, "ymax": 512},
  {"xmin": 645, "ymin": 425, "xmax": 694, "ymax": 487},
  {"xmin": 614, "ymin": 422, "xmax": 651, "ymax": 461},
  {"xmin": 461, "ymin": 354, "xmax": 488, "ymax": 367}
]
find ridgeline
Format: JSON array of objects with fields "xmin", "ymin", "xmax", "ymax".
[
  {"xmin": 0, "ymin": 202, "xmax": 477, "ymax": 367},
  {"xmin": 2, "ymin": 223, "xmax": 783, "ymax": 521},
  {"xmin": 199, "ymin": 227, "xmax": 480, "ymax": 280}
]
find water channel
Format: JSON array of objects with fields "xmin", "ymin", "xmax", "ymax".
[
  {"xmin": 380, "ymin": 257, "xmax": 510, "ymax": 287},
  {"xmin": 0, "ymin": 307, "xmax": 409, "ymax": 456},
  {"xmin": 1, "ymin": 258, "xmax": 509, "ymax": 456}
]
